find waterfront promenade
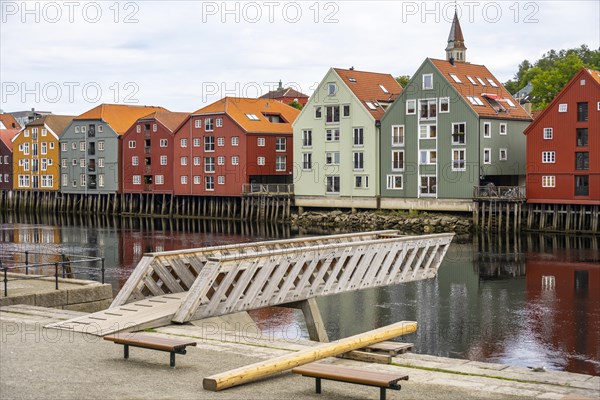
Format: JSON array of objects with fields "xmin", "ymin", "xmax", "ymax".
[{"xmin": 1, "ymin": 305, "xmax": 597, "ymax": 400}]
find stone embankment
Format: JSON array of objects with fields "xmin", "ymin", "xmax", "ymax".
[{"xmin": 292, "ymin": 210, "xmax": 472, "ymax": 234}]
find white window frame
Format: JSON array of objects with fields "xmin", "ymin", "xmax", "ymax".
[
  {"xmin": 452, "ymin": 149, "xmax": 466, "ymax": 171},
  {"xmin": 128, "ymin": 140, "xmax": 136, "ymax": 149},
  {"xmin": 302, "ymin": 130, "xmax": 312, "ymax": 147},
  {"xmin": 160, "ymin": 155, "xmax": 167, "ymax": 165},
  {"xmin": 483, "ymin": 122, "xmax": 491, "ymax": 138},
  {"xmin": 352, "ymin": 152, "xmax": 364, "ymax": 171},
  {"xmin": 392, "ymin": 125, "xmax": 404, "ymax": 146},
  {"xmin": 180, "ymin": 175, "xmax": 188, "ymax": 184},
  {"xmin": 499, "ymin": 148, "xmax": 508, "ymax": 161},
  {"xmin": 542, "ymin": 176, "xmax": 556, "ymax": 188},
  {"xmin": 499, "ymin": 123, "xmax": 507, "ymax": 135},
  {"xmin": 257, "ymin": 157, "xmax": 265, "ymax": 166},
  {"xmin": 217, "ymin": 156, "xmax": 225, "ymax": 166},
  {"xmin": 391, "ymin": 150, "xmax": 404, "ymax": 171},
  {"xmin": 483, "ymin": 148, "xmax": 491, "ymax": 164},
  {"xmin": 452, "ymin": 122, "xmax": 466, "ymax": 145},
  {"xmin": 327, "ymin": 82, "xmax": 337, "ymax": 96},
  {"xmin": 423, "ymin": 74, "xmax": 433, "ymax": 90},
  {"xmin": 133, "ymin": 175, "xmax": 141, "ymax": 185},
  {"xmin": 205, "ymin": 118, "xmax": 214, "ymax": 131},
  {"xmin": 218, "ymin": 176, "xmax": 225, "ymax": 185},
  {"xmin": 231, "ymin": 156, "xmax": 239, "ymax": 166},
  {"xmin": 155, "ymin": 175, "xmax": 164, "ymax": 185},
  {"xmin": 205, "ymin": 176, "xmax": 215, "ymax": 191},
  {"xmin": 232, "ymin": 136, "xmax": 239, "ymax": 146},
  {"xmin": 406, "ymin": 100, "xmax": 416, "ymax": 115},
  {"xmin": 216, "ymin": 118, "xmax": 223, "ymax": 128},
  {"xmin": 160, "ymin": 139, "xmax": 168, "ymax": 147},
  {"xmin": 326, "ymin": 175, "xmax": 340, "ymax": 194},
  {"xmin": 195, "ymin": 119, "xmax": 201, "ymax": 129},
  {"xmin": 217, "ymin": 137, "xmax": 225, "ymax": 147},
  {"xmin": 439, "ymin": 97, "xmax": 450, "ymax": 113},
  {"xmin": 353, "ymin": 128, "xmax": 364, "ymax": 147},
  {"xmin": 180, "ymin": 156, "xmax": 188, "ymax": 166},
  {"xmin": 275, "ymin": 156, "xmax": 286, "ymax": 171},
  {"xmin": 302, "ymin": 153, "xmax": 312, "ymax": 170},
  {"xmin": 180, "ymin": 138, "xmax": 188, "ymax": 148},
  {"xmin": 132, "ymin": 156, "xmax": 139, "ymax": 166},
  {"xmin": 257, "ymin": 137, "xmax": 266, "ymax": 147},
  {"xmin": 98, "ymin": 141, "xmax": 104, "ymax": 151},
  {"xmin": 543, "ymin": 128, "xmax": 553, "ymax": 140},
  {"xmin": 276, "ymin": 137, "xmax": 286, "ymax": 152},
  {"xmin": 420, "ymin": 150, "xmax": 437, "ymax": 165},
  {"xmin": 386, "ymin": 175, "xmax": 403, "ymax": 190},
  {"xmin": 194, "ymin": 156, "xmax": 201, "ymax": 166},
  {"xmin": 354, "ymin": 175, "xmax": 369, "ymax": 189},
  {"xmin": 558, "ymin": 103, "xmax": 567, "ymax": 112}
]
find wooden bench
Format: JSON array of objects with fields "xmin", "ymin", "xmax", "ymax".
[
  {"xmin": 103, "ymin": 332, "xmax": 197, "ymax": 368},
  {"xmin": 293, "ymin": 363, "xmax": 408, "ymax": 400}
]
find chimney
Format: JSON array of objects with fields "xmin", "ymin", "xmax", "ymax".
[{"xmin": 522, "ymin": 102, "xmax": 532, "ymax": 116}]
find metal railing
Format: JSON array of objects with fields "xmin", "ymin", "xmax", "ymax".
[
  {"xmin": 473, "ymin": 185, "xmax": 526, "ymax": 200},
  {"xmin": 0, "ymin": 251, "xmax": 105, "ymax": 297},
  {"xmin": 242, "ymin": 184, "xmax": 294, "ymax": 194}
]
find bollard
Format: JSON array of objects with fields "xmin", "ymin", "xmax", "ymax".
[
  {"xmin": 2, "ymin": 262, "xmax": 7, "ymax": 297},
  {"xmin": 55, "ymin": 263, "xmax": 59, "ymax": 290},
  {"xmin": 101, "ymin": 258, "xmax": 105, "ymax": 284},
  {"xmin": 25, "ymin": 251, "xmax": 29, "ymax": 275}
]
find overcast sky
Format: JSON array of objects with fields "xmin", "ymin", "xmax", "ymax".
[{"xmin": 1, "ymin": 0, "xmax": 598, "ymax": 115}]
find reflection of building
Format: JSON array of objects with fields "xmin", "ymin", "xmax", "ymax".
[{"xmin": 525, "ymin": 251, "xmax": 599, "ymax": 375}]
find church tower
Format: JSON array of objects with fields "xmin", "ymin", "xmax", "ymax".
[{"xmin": 446, "ymin": 11, "xmax": 467, "ymax": 63}]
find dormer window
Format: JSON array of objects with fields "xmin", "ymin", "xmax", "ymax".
[
  {"xmin": 365, "ymin": 101, "xmax": 377, "ymax": 110},
  {"xmin": 245, "ymin": 114, "xmax": 260, "ymax": 121}
]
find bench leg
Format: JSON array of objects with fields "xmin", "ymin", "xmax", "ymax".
[
  {"xmin": 124, "ymin": 345, "xmax": 129, "ymax": 360},
  {"xmin": 315, "ymin": 377, "xmax": 321, "ymax": 394},
  {"xmin": 170, "ymin": 352, "xmax": 176, "ymax": 368},
  {"xmin": 380, "ymin": 387, "xmax": 386, "ymax": 400}
]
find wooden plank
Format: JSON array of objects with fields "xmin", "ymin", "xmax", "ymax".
[
  {"xmin": 111, "ymin": 256, "xmax": 154, "ymax": 307},
  {"xmin": 337, "ymin": 350, "xmax": 392, "ymax": 364},
  {"xmin": 203, "ymin": 321, "xmax": 417, "ymax": 391},
  {"xmin": 171, "ymin": 262, "xmax": 222, "ymax": 323},
  {"xmin": 293, "ymin": 363, "xmax": 408, "ymax": 386},
  {"xmin": 361, "ymin": 341, "xmax": 413, "ymax": 356}
]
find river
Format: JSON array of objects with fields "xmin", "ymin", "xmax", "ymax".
[{"xmin": 1, "ymin": 213, "xmax": 598, "ymax": 376}]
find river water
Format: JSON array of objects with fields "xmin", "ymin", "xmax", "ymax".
[{"xmin": 1, "ymin": 213, "xmax": 598, "ymax": 376}]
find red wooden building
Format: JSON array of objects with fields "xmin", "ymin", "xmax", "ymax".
[
  {"xmin": 172, "ymin": 97, "xmax": 299, "ymax": 196},
  {"xmin": 260, "ymin": 81, "xmax": 309, "ymax": 106},
  {"xmin": 0, "ymin": 128, "xmax": 19, "ymax": 190},
  {"xmin": 524, "ymin": 68, "xmax": 600, "ymax": 204},
  {"xmin": 121, "ymin": 111, "xmax": 188, "ymax": 194}
]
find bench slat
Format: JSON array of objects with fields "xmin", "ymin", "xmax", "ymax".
[
  {"xmin": 104, "ymin": 333, "xmax": 197, "ymax": 352},
  {"xmin": 292, "ymin": 363, "xmax": 408, "ymax": 388}
]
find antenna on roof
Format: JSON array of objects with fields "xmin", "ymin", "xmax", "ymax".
[{"xmin": 278, "ymin": 80, "xmax": 283, "ymax": 90}]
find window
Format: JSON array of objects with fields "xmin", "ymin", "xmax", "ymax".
[
  {"xmin": 194, "ymin": 156, "xmax": 201, "ymax": 166},
  {"xmin": 499, "ymin": 148, "xmax": 508, "ymax": 161},
  {"xmin": 420, "ymin": 176, "xmax": 437, "ymax": 195},
  {"xmin": 302, "ymin": 130, "xmax": 312, "ymax": 147},
  {"xmin": 420, "ymin": 150, "xmax": 437, "ymax": 165},
  {"xmin": 467, "ymin": 96, "xmax": 484, "ymax": 106},
  {"xmin": 577, "ymin": 102, "xmax": 588, "ymax": 122},
  {"xmin": 276, "ymin": 137, "xmax": 286, "ymax": 151},
  {"xmin": 61, "ymin": 142, "xmax": 67, "ymax": 152},
  {"xmin": 194, "ymin": 176, "xmax": 201, "ymax": 185},
  {"xmin": 327, "ymin": 82, "xmax": 337, "ymax": 95},
  {"xmin": 180, "ymin": 175, "xmax": 188, "ymax": 185},
  {"xmin": 449, "ymin": 73, "xmax": 462, "ymax": 83},
  {"xmin": 98, "ymin": 158, "xmax": 104, "ymax": 167},
  {"xmin": 180, "ymin": 138, "xmax": 188, "ymax": 148},
  {"xmin": 18, "ymin": 175, "xmax": 30, "ymax": 188},
  {"xmin": 129, "ymin": 140, "xmax": 136, "ymax": 149},
  {"xmin": 476, "ymin": 77, "xmax": 487, "ymax": 86},
  {"xmin": 72, "ymin": 179, "xmax": 77, "ymax": 187},
  {"xmin": 204, "ymin": 136, "xmax": 215, "ymax": 152},
  {"xmin": 326, "ymin": 129, "xmax": 340, "ymax": 142},
  {"xmin": 326, "ymin": 152, "xmax": 340, "ymax": 165},
  {"xmin": 543, "ymin": 128, "xmax": 553, "ymax": 140},
  {"xmin": 276, "ymin": 156, "xmax": 286, "ymax": 171},
  {"xmin": 80, "ymin": 174, "xmax": 86, "ymax": 187},
  {"xmin": 439, "ymin": 98, "xmax": 450, "ymax": 113},
  {"xmin": 71, "ymin": 142, "xmax": 76, "ymax": 150},
  {"xmin": 505, "ymin": 99, "xmax": 516, "ymax": 108},
  {"xmin": 420, "ymin": 99, "xmax": 437, "ymax": 119},
  {"xmin": 452, "ymin": 149, "xmax": 466, "ymax": 171},
  {"xmin": 499, "ymin": 123, "xmax": 507, "ymax": 135},
  {"xmin": 62, "ymin": 159, "xmax": 67, "ymax": 168},
  {"xmin": 392, "ymin": 125, "xmax": 404, "ymax": 146},
  {"xmin": 152, "ymin": 124, "xmax": 157, "ymax": 132},
  {"xmin": 325, "ymin": 106, "xmax": 340, "ymax": 123},
  {"xmin": 353, "ymin": 128, "xmax": 364, "ymax": 146},
  {"xmin": 218, "ymin": 176, "xmax": 225, "ymax": 185},
  {"xmin": 542, "ymin": 176, "xmax": 555, "ymax": 188},
  {"xmin": 205, "ymin": 118, "xmax": 214, "ymax": 131},
  {"xmin": 257, "ymin": 137, "xmax": 266, "ymax": 147},
  {"xmin": 353, "ymin": 152, "xmax": 364, "ymax": 170},
  {"xmin": 214, "ymin": 156, "xmax": 223, "ymax": 165},
  {"xmin": 326, "ymin": 176, "xmax": 340, "ymax": 194},
  {"xmin": 542, "ymin": 151, "xmax": 555, "ymax": 163},
  {"xmin": 232, "ymin": 136, "xmax": 239, "ymax": 146},
  {"xmin": 180, "ymin": 156, "xmax": 188, "ymax": 166},
  {"xmin": 72, "ymin": 159, "xmax": 77, "ymax": 166},
  {"xmin": 231, "ymin": 156, "xmax": 239, "ymax": 165},
  {"xmin": 302, "ymin": 153, "xmax": 312, "ymax": 170},
  {"xmin": 98, "ymin": 141, "xmax": 104, "ymax": 151},
  {"xmin": 343, "ymin": 105, "xmax": 350, "ymax": 117},
  {"xmin": 81, "ymin": 126, "xmax": 87, "ymax": 134},
  {"xmin": 41, "ymin": 175, "xmax": 53, "ymax": 188},
  {"xmin": 257, "ymin": 157, "xmax": 265, "ymax": 166},
  {"xmin": 575, "ymin": 175, "xmax": 589, "ymax": 196},
  {"xmin": 216, "ymin": 118, "xmax": 223, "ymax": 128},
  {"xmin": 160, "ymin": 155, "xmax": 167, "ymax": 165},
  {"xmin": 314, "ymin": 106, "xmax": 322, "ymax": 119},
  {"xmin": 452, "ymin": 123, "xmax": 466, "ymax": 144},
  {"xmin": 558, "ymin": 103, "xmax": 567, "ymax": 112},
  {"xmin": 598, "ymin": 101, "xmax": 600, "ymax": 111},
  {"xmin": 132, "ymin": 156, "xmax": 139, "ymax": 166},
  {"xmin": 160, "ymin": 139, "xmax": 168, "ymax": 147},
  {"xmin": 419, "ymin": 125, "xmax": 436, "ymax": 139},
  {"xmin": 487, "ymin": 78, "xmax": 498, "ymax": 87},
  {"xmin": 577, "ymin": 128, "xmax": 588, "ymax": 146},
  {"xmin": 392, "ymin": 150, "xmax": 404, "ymax": 171},
  {"xmin": 365, "ymin": 101, "xmax": 377, "ymax": 110},
  {"xmin": 155, "ymin": 175, "xmax": 164, "ymax": 185},
  {"xmin": 205, "ymin": 157, "xmax": 215, "ymax": 172},
  {"xmin": 205, "ymin": 176, "xmax": 215, "ymax": 191},
  {"xmin": 483, "ymin": 148, "xmax": 491, "ymax": 164},
  {"xmin": 483, "ymin": 122, "xmax": 491, "ymax": 138},
  {"xmin": 406, "ymin": 100, "xmax": 416, "ymax": 115},
  {"xmin": 423, "ymin": 74, "xmax": 433, "ymax": 90},
  {"xmin": 379, "ymin": 84, "xmax": 389, "ymax": 93},
  {"xmin": 354, "ymin": 175, "xmax": 369, "ymax": 189},
  {"xmin": 130, "ymin": 175, "xmax": 140, "ymax": 185},
  {"xmin": 49, "ymin": 142, "xmax": 54, "ymax": 149},
  {"xmin": 193, "ymin": 138, "xmax": 201, "ymax": 147},
  {"xmin": 23, "ymin": 159, "xmax": 29, "ymax": 171},
  {"xmin": 195, "ymin": 119, "xmax": 201, "ymax": 128},
  {"xmin": 467, "ymin": 76, "xmax": 477, "ymax": 85},
  {"xmin": 78, "ymin": 142, "xmax": 85, "ymax": 152},
  {"xmin": 136, "ymin": 125, "xmax": 140, "ymax": 133},
  {"xmin": 41, "ymin": 143, "xmax": 47, "ymax": 155},
  {"xmin": 387, "ymin": 175, "xmax": 403, "ymax": 190},
  {"xmin": 217, "ymin": 137, "xmax": 225, "ymax": 147},
  {"xmin": 246, "ymin": 113, "xmax": 260, "ymax": 121},
  {"xmin": 80, "ymin": 159, "xmax": 85, "ymax": 168},
  {"xmin": 62, "ymin": 174, "xmax": 68, "ymax": 187},
  {"xmin": 98, "ymin": 125, "xmax": 103, "ymax": 133},
  {"xmin": 575, "ymin": 152, "xmax": 589, "ymax": 170}
]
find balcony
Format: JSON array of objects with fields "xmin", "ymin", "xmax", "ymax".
[
  {"xmin": 473, "ymin": 185, "xmax": 525, "ymax": 200},
  {"xmin": 242, "ymin": 184, "xmax": 294, "ymax": 195}
]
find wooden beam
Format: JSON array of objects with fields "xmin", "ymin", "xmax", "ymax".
[
  {"xmin": 202, "ymin": 320, "xmax": 417, "ymax": 391},
  {"xmin": 337, "ymin": 350, "xmax": 391, "ymax": 364}
]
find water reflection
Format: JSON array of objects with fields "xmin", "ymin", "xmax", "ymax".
[{"xmin": 0, "ymin": 214, "xmax": 597, "ymax": 375}]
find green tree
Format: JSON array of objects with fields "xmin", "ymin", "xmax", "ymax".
[
  {"xmin": 288, "ymin": 100, "xmax": 303, "ymax": 110},
  {"xmin": 395, "ymin": 75, "xmax": 410, "ymax": 88}
]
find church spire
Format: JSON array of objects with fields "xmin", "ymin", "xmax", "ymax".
[{"xmin": 446, "ymin": 10, "xmax": 467, "ymax": 63}]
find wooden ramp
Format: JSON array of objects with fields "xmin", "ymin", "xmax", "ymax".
[
  {"xmin": 48, "ymin": 231, "xmax": 453, "ymax": 336},
  {"xmin": 47, "ymin": 293, "xmax": 186, "ymax": 336}
]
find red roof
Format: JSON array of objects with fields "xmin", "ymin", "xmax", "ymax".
[
  {"xmin": 0, "ymin": 129, "xmax": 19, "ymax": 149},
  {"xmin": 139, "ymin": 111, "xmax": 189, "ymax": 132},
  {"xmin": 0, "ymin": 114, "xmax": 21, "ymax": 130},
  {"xmin": 430, "ymin": 58, "xmax": 531, "ymax": 121},
  {"xmin": 334, "ymin": 68, "xmax": 403, "ymax": 119}
]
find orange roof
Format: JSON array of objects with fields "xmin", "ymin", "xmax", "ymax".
[
  {"xmin": 0, "ymin": 113, "xmax": 21, "ymax": 130},
  {"xmin": 75, "ymin": 104, "xmax": 169, "ymax": 135},
  {"xmin": 334, "ymin": 68, "xmax": 403, "ymax": 119},
  {"xmin": 430, "ymin": 59, "xmax": 532, "ymax": 120},
  {"xmin": 26, "ymin": 115, "xmax": 75, "ymax": 137},
  {"xmin": 587, "ymin": 68, "xmax": 600, "ymax": 85},
  {"xmin": 192, "ymin": 98, "xmax": 300, "ymax": 134},
  {"xmin": 139, "ymin": 111, "xmax": 189, "ymax": 132},
  {"xmin": 0, "ymin": 129, "xmax": 19, "ymax": 149}
]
